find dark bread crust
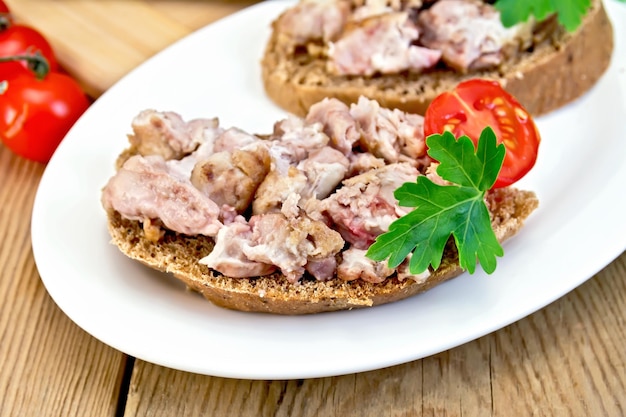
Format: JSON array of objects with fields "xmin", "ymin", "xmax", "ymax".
[
  {"xmin": 106, "ymin": 187, "xmax": 538, "ymax": 315},
  {"xmin": 261, "ymin": 0, "xmax": 614, "ymax": 117}
]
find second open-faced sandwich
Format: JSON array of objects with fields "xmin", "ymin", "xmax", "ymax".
[
  {"xmin": 101, "ymin": 80, "xmax": 540, "ymax": 314},
  {"xmin": 261, "ymin": 0, "xmax": 614, "ymax": 117}
]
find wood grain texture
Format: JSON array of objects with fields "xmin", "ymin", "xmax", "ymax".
[
  {"xmin": 0, "ymin": 145, "xmax": 127, "ymax": 417},
  {"xmin": 4, "ymin": 0, "xmax": 257, "ymax": 98},
  {"xmin": 3, "ymin": 1, "xmax": 626, "ymax": 416},
  {"xmin": 122, "ymin": 253, "xmax": 626, "ymax": 417}
]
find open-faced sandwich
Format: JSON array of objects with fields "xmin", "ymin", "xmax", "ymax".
[
  {"xmin": 101, "ymin": 79, "xmax": 539, "ymax": 314},
  {"xmin": 261, "ymin": 0, "xmax": 614, "ymax": 117}
]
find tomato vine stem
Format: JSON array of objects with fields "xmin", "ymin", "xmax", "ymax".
[
  {"xmin": 0, "ymin": 53, "xmax": 50, "ymax": 79},
  {"xmin": 0, "ymin": 13, "xmax": 11, "ymax": 31}
]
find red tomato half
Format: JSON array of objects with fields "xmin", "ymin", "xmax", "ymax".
[
  {"xmin": 0, "ymin": 73, "xmax": 90, "ymax": 163},
  {"xmin": 424, "ymin": 79, "xmax": 540, "ymax": 188},
  {"xmin": 0, "ymin": 24, "xmax": 59, "ymax": 72}
]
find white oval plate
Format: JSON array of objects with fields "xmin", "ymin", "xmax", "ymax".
[{"xmin": 31, "ymin": 0, "xmax": 626, "ymax": 379}]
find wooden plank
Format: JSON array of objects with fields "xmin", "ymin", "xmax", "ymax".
[
  {"xmin": 0, "ymin": 146, "xmax": 127, "ymax": 417},
  {"xmin": 122, "ymin": 253, "xmax": 626, "ymax": 417},
  {"xmin": 150, "ymin": 0, "xmax": 258, "ymax": 30},
  {"xmin": 4, "ymin": 0, "xmax": 256, "ymax": 98},
  {"xmin": 4, "ymin": 2, "xmax": 626, "ymax": 415}
]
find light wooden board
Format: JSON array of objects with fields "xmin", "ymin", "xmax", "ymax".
[
  {"xmin": 3, "ymin": 1, "xmax": 626, "ymax": 415},
  {"xmin": 0, "ymin": 147, "xmax": 127, "ymax": 417},
  {"xmin": 121, "ymin": 258, "xmax": 626, "ymax": 416},
  {"xmin": 5, "ymin": 0, "xmax": 256, "ymax": 98}
]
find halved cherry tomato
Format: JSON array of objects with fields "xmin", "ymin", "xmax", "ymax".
[
  {"xmin": 0, "ymin": 24, "xmax": 59, "ymax": 72},
  {"xmin": 424, "ymin": 79, "xmax": 540, "ymax": 189},
  {"xmin": 0, "ymin": 72, "xmax": 90, "ymax": 163}
]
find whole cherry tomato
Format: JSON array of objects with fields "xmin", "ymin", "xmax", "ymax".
[
  {"xmin": 0, "ymin": 2, "xmax": 11, "ymax": 30},
  {"xmin": 0, "ymin": 72, "xmax": 90, "ymax": 163},
  {"xmin": 1, "ymin": 51, "xmax": 51, "ymax": 81},
  {"xmin": 424, "ymin": 79, "xmax": 540, "ymax": 189},
  {"xmin": 0, "ymin": 24, "xmax": 59, "ymax": 72},
  {"xmin": 0, "ymin": 60, "xmax": 29, "ymax": 80}
]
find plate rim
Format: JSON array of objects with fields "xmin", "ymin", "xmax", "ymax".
[{"xmin": 30, "ymin": 0, "xmax": 626, "ymax": 379}]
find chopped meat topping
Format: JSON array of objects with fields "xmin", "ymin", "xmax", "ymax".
[
  {"xmin": 305, "ymin": 98, "xmax": 360, "ymax": 155},
  {"xmin": 297, "ymin": 146, "xmax": 350, "ymax": 199},
  {"xmin": 191, "ymin": 143, "xmax": 271, "ymax": 213},
  {"xmin": 270, "ymin": 115, "xmax": 330, "ymax": 163},
  {"xmin": 275, "ymin": 0, "xmax": 351, "ymax": 45},
  {"xmin": 213, "ymin": 127, "xmax": 259, "ymax": 153},
  {"xmin": 417, "ymin": 0, "xmax": 534, "ymax": 71},
  {"xmin": 337, "ymin": 247, "xmax": 394, "ymax": 282},
  {"xmin": 101, "ymin": 155, "xmax": 223, "ymax": 237},
  {"xmin": 396, "ymin": 257, "xmax": 431, "ymax": 282},
  {"xmin": 350, "ymin": 96, "xmax": 427, "ymax": 165},
  {"xmin": 103, "ymin": 96, "xmax": 440, "ymax": 283},
  {"xmin": 275, "ymin": 0, "xmax": 538, "ymax": 75},
  {"xmin": 199, "ymin": 217, "xmax": 277, "ymax": 278},
  {"xmin": 327, "ymin": 11, "xmax": 441, "ymax": 75},
  {"xmin": 252, "ymin": 166, "xmax": 308, "ymax": 215},
  {"xmin": 351, "ymin": 0, "xmax": 423, "ymax": 18},
  {"xmin": 242, "ymin": 213, "xmax": 345, "ymax": 283},
  {"xmin": 321, "ymin": 162, "xmax": 419, "ymax": 248},
  {"xmin": 347, "ymin": 152, "xmax": 386, "ymax": 176},
  {"xmin": 128, "ymin": 109, "xmax": 220, "ymax": 160}
]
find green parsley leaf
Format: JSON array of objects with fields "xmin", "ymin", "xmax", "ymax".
[
  {"xmin": 494, "ymin": 0, "xmax": 552, "ymax": 28},
  {"xmin": 365, "ymin": 128, "xmax": 506, "ymax": 275},
  {"xmin": 494, "ymin": 0, "xmax": 591, "ymax": 32}
]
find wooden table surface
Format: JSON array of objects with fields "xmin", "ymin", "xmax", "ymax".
[{"xmin": 2, "ymin": 1, "xmax": 626, "ymax": 416}]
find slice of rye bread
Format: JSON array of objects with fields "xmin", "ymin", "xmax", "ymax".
[
  {"xmin": 261, "ymin": 0, "xmax": 614, "ymax": 117},
  {"xmin": 106, "ymin": 187, "xmax": 538, "ymax": 315}
]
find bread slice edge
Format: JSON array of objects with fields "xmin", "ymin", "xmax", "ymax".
[
  {"xmin": 261, "ymin": 0, "xmax": 614, "ymax": 117},
  {"xmin": 105, "ymin": 187, "xmax": 539, "ymax": 315}
]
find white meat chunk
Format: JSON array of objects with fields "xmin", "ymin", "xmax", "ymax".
[
  {"xmin": 305, "ymin": 257, "xmax": 338, "ymax": 281},
  {"xmin": 253, "ymin": 145, "xmax": 349, "ymax": 215},
  {"xmin": 305, "ymin": 98, "xmax": 360, "ymax": 155},
  {"xmin": 322, "ymin": 162, "xmax": 419, "ymax": 248},
  {"xmin": 213, "ymin": 127, "xmax": 260, "ymax": 153},
  {"xmin": 327, "ymin": 11, "xmax": 441, "ymax": 76},
  {"xmin": 347, "ymin": 152, "xmax": 386, "ymax": 176},
  {"xmin": 297, "ymin": 146, "xmax": 350, "ymax": 200},
  {"xmin": 128, "ymin": 109, "xmax": 220, "ymax": 160},
  {"xmin": 271, "ymin": 115, "xmax": 330, "ymax": 163},
  {"xmin": 424, "ymin": 162, "xmax": 451, "ymax": 186},
  {"xmin": 252, "ymin": 166, "xmax": 308, "ymax": 215},
  {"xmin": 242, "ymin": 213, "xmax": 345, "ymax": 283},
  {"xmin": 396, "ymin": 257, "xmax": 431, "ymax": 282},
  {"xmin": 275, "ymin": 0, "xmax": 351, "ymax": 44},
  {"xmin": 337, "ymin": 247, "xmax": 394, "ymax": 283},
  {"xmin": 101, "ymin": 155, "xmax": 223, "ymax": 238},
  {"xmin": 350, "ymin": 96, "xmax": 427, "ymax": 164},
  {"xmin": 166, "ymin": 139, "xmax": 217, "ymax": 181},
  {"xmin": 190, "ymin": 143, "xmax": 271, "ymax": 213},
  {"xmin": 351, "ymin": 0, "xmax": 422, "ymax": 20},
  {"xmin": 351, "ymin": 0, "xmax": 423, "ymax": 20},
  {"xmin": 351, "ymin": 2, "xmax": 393, "ymax": 21},
  {"xmin": 199, "ymin": 217, "xmax": 277, "ymax": 278},
  {"xmin": 417, "ymin": 0, "xmax": 534, "ymax": 72}
]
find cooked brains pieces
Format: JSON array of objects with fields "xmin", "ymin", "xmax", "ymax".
[
  {"xmin": 102, "ymin": 98, "xmax": 538, "ymax": 314},
  {"xmin": 261, "ymin": 0, "xmax": 613, "ymax": 117}
]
